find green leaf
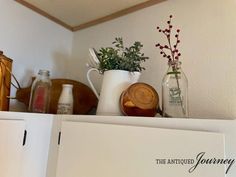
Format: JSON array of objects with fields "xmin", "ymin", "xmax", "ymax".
[{"xmin": 96, "ymin": 37, "xmax": 149, "ymax": 73}]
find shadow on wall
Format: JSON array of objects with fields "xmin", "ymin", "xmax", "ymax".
[
  {"xmin": 51, "ymin": 50, "xmax": 102, "ymax": 84},
  {"xmin": 10, "ymin": 51, "xmax": 72, "ymax": 112},
  {"xmin": 10, "ymin": 69, "xmax": 34, "ymax": 112},
  {"xmin": 51, "ymin": 51, "xmax": 71, "ymax": 78},
  {"xmin": 51, "ymin": 49, "xmax": 103, "ymax": 93},
  {"xmin": 50, "ymin": 50, "xmax": 102, "ymax": 87},
  {"xmin": 65, "ymin": 53, "xmax": 103, "ymax": 92},
  {"xmin": 20, "ymin": 69, "xmax": 34, "ymax": 86}
]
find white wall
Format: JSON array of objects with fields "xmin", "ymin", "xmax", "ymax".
[
  {"xmin": 0, "ymin": 0, "xmax": 73, "ymax": 111},
  {"xmin": 70, "ymin": 0, "xmax": 236, "ymax": 119}
]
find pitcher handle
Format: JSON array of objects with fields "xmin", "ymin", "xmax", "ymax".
[{"xmin": 87, "ymin": 68, "xmax": 100, "ymax": 98}]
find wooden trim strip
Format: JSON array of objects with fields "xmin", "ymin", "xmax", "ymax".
[
  {"xmin": 15, "ymin": 0, "xmax": 73, "ymax": 31},
  {"xmin": 72, "ymin": 0, "xmax": 166, "ymax": 31},
  {"xmin": 15, "ymin": 0, "xmax": 166, "ymax": 32}
]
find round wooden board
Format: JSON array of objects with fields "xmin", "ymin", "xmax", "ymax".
[{"xmin": 15, "ymin": 78, "xmax": 98, "ymax": 114}]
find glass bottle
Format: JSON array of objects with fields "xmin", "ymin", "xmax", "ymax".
[
  {"xmin": 162, "ymin": 61, "xmax": 188, "ymax": 118},
  {"xmin": 57, "ymin": 84, "xmax": 73, "ymax": 114},
  {"xmin": 28, "ymin": 70, "xmax": 51, "ymax": 113}
]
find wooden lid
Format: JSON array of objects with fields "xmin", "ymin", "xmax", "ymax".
[{"xmin": 127, "ymin": 83, "xmax": 159, "ymax": 109}]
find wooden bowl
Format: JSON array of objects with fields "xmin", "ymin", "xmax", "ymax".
[{"xmin": 120, "ymin": 83, "xmax": 159, "ymax": 117}]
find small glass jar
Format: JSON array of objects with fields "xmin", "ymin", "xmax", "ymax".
[
  {"xmin": 57, "ymin": 84, "xmax": 74, "ymax": 114},
  {"xmin": 28, "ymin": 70, "xmax": 51, "ymax": 113},
  {"xmin": 162, "ymin": 61, "xmax": 188, "ymax": 118}
]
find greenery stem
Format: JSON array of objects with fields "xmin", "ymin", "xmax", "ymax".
[{"xmin": 172, "ymin": 67, "xmax": 186, "ymax": 116}]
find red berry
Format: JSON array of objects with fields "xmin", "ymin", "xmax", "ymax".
[
  {"xmin": 167, "ymin": 21, "xmax": 170, "ymax": 24},
  {"xmin": 177, "ymin": 29, "xmax": 180, "ymax": 33},
  {"xmin": 175, "ymin": 34, "xmax": 178, "ymax": 38},
  {"xmin": 157, "ymin": 26, "xmax": 160, "ymax": 29},
  {"xmin": 178, "ymin": 53, "xmax": 181, "ymax": 56},
  {"xmin": 155, "ymin": 43, "xmax": 160, "ymax": 47},
  {"xmin": 164, "ymin": 45, "xmax": 168, "ymax": 48},
  {"xmin": 159, "ymin": 30, "xmax": 162, "ymax": 32},
  {"xmin": 160, "ymin": 46, "xmax": 163, "ymax": 49},
  {"xmin": 165, "ymin": 29, "xmax": 170, "ymax": 33},
  {"xmin": 169, "ymin": 25, "xmax": 173, "ymax": 28},
  {"xmin": 177, "ymin": 40, "xmax": 180, "ymax": 43},
  {"xmin": 160, "ymin": 52, "xmax": 163, "ymax": 54},
  {"xmin": 170, "ymin": 15, "xmax": 173, "ymax": 18}
]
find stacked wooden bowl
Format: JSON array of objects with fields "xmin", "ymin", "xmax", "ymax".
[{"xmin": 120, "ymin": 83, "xmax": 159, "ymax": 117}]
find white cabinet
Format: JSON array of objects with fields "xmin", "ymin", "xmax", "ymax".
[
  {"xmin": 0, "ymin": 112, "xmax": 54, "ymax": 177},
  {"xmin": 55, "ymin": 121, "xmax": 225, "ymax": 177},
  {"xmin": 0, "ymin": 119, "xmax": 25, "ymax": 177},
  {"xmin": 52, "ymin": 115, "xmax": 236, "ymax": 177},
  {"xmin": 0, "ymin": 112, "xmax": 236, "ymax": 177}
]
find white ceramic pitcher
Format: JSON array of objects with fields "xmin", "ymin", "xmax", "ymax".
[{"xmin": 87, "ymin": 69, "xmax": 140, "ymax": 115}]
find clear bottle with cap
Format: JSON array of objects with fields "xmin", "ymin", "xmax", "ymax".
[
  {"xmin": 28, "ymin": 70, "xmax": 51, "ymax": 113},
  {"xmin": 57, "ymin": 84, "xmax": 74, "ymax": 114}
]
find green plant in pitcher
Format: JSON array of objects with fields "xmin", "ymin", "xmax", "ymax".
[{"xmin": 96, "ymin": 37, "xmax": 149, "ymax": 73}]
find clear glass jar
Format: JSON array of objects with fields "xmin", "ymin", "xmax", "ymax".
[
  {"xmin": 28, "ymin": 70, "xmax": 51, "ymax": 113},
  {"xmin": 162, "ymin": 61, "xmax": 188, "ymax": 118},
  {"xmin": 57, "ymin": 84, "xmax": 74, "ymax": 114}
]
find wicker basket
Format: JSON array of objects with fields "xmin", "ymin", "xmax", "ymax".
[{"xmin": 0, "ymin": 51, "xmax": 12, "ymax": 111}]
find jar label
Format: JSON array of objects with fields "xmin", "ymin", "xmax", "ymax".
[
  {"xmin": 169, "ymin": 87, "xmax": 182, "ymax": 105},
  {"xmin": 57, "ymin": 103, "xmax": 73, "ymax": 114},
  {"xmin": 32, "ymin": 86, "xmax": 47, "ymax": 112}
]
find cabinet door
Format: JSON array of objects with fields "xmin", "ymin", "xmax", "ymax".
[
  {"xmin": 56, "ymin": 121, "xmax": 225, "ymax": 177},
  {"xmin": 0, "ymin": 120, "xmax": 25, "ymax": 177}
]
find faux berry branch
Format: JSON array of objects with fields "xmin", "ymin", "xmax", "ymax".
[
  {"xmin": 155, "ymin": 15, "xmax": 187, "ymax": 117},
  {"xmin": 155, "ymin": 15, "xmax": 181, "ymax": 64}
]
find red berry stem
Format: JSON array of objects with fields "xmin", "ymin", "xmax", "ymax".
[
  {"xmin": 155, "ymin": 15, "xmax": 181, "ymax": 64},
  {"xmin": 155, "ymin": 15, "xmax": 186, "ymax": 116}
]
